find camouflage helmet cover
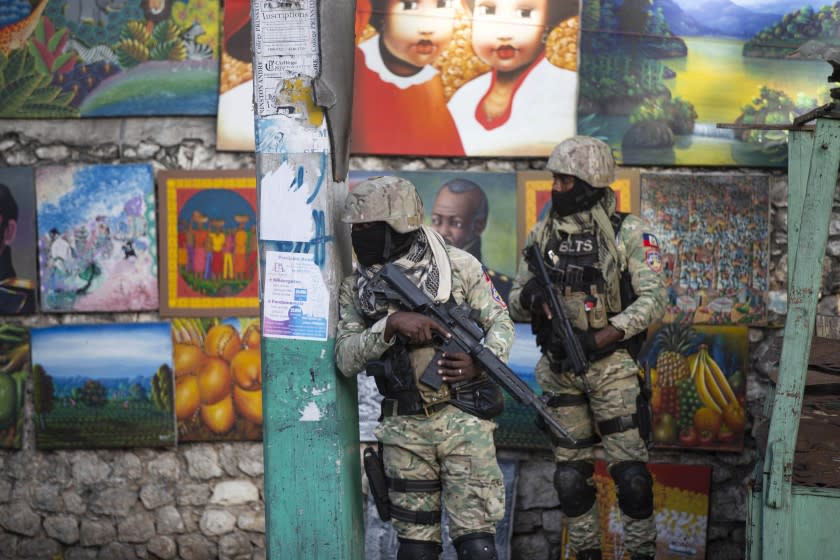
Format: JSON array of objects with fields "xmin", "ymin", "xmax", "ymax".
[
  {"xmin": 546, "ymin": 136, "xmax": 616, "ymax": 188},
  {"xmin": 342, "ymin": 175, "xmax": 423, "ymax": 233}
]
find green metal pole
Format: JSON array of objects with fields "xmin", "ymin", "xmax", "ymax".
[
  {"xmin": 251, "ymin": 3, "xmax": 364, "ymax": 558},
  {"xmin": 761, "ymin": 118, "xmax": 840, "ymax": 560}
]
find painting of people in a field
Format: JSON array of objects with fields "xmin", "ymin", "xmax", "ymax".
[
  {"xmin": 36, "ymin": 164, "xmax": 158, "ymax": 312},
  {"xmin": 0, "ymin": 0, "xmax": 220, "ymax": 118},
  {"xmin": 577, "ymin": 0, "xmax": 837, "ymax": 167},
  {"xmin": 158, "ymin": 170, "xmax": 259, "ymax": 317},
  {"xmin": 30, "ymin": 322, "xmax": 175, "ymax": 449}
]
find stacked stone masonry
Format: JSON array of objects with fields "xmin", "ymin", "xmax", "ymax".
[{"xmin": 0, "ymin": 117, "xmax": 837, "ymax": 559}]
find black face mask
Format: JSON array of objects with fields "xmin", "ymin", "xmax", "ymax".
[
  {"xmin": 351, "ymin": 222, "xmax": 415, "ymax": 267},
  {"xmin": 551, "ymin": 178, "xmax": 605, "ymax": 217}
]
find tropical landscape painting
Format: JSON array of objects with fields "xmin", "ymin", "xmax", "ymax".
[
  {"xmin": 578, "ymin": 0, "xmax": 838, "ymax": 166},
  {"xmin": 36, "ymin": 164, "xmax": 158, "ymax": 312},
  {"xmin": 0, "ymin": 323, "xmax": 29, "ymax": 449},
  {"xmin": 0, "ymin": 0, "xmax": 220, "ymax": 118},
  {"xmin": 30, "ymin": 322, "xmax": 175, "ymax": 449}
]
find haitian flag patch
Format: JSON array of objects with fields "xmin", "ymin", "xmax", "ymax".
[
  {"xmin": 642, "ymin": 233, "xmax": 659, "ymax": 248},
  {"xmin": 483, "ymin": 267, "xmax": 506, "ymax": 308}
]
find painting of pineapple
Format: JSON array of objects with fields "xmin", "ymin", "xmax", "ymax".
[{"xmin": 653, "ymin": 323, "xmax": 698, "ymax": 418}]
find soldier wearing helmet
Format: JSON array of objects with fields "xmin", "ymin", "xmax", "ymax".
[
  {"xmin": 335, "ymin": 176, "xmax": 514, "ymax": 560},
  {"xmin": 509, "ymin": 137, "xmax": 666, "ymax": 560}
]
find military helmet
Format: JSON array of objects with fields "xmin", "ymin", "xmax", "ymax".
[
  {"xmin": 342, "ymin": 176, "xmax": 423, "ymax": 233},
  {"xmin": 546, "ymin": 136, "xmax": 616, "ymax": 188}
]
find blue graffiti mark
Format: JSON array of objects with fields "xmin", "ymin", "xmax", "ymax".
[
  {"xmin": 270, "ymin": 209, "xmax": 333, "ymax": 269},
  {"xmin": 305, "ymin": 152, "xmax": 327, "ymax": 204}
]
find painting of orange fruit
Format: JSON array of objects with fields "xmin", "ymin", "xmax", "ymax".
[{"xmin": 172, "ymin": 317, "xmax": 262, "ymax": 441}]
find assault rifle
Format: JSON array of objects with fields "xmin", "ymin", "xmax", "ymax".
[
  {"xmin": 523, "ymin": 244, "xmax": 591, "ymax": 387},
  {"xmin": 370, "ymin": 263, "xmax": 577, "ymax": 447}
]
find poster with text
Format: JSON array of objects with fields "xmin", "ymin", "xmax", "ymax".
[
  {"xmin": 0, "ymin": 0, "xmax": 220, "ymax": 118},
  {"xmin": 173, "ymin": 317, "xmax": 262, "ymax": 442},
  {"xmin": 0, "ymin": 167, "xmax": 38, "ymax": 314},
  {"xmin": 561, "ymin": 462, "xmax": 712, "ymax": 560},
  {"xmin": 577, "ymin": 0, "xmax": 836, "ymax": 167},
  {"xmin": 36, "ymin": 164, "xmax": 158, "ymax": 312},
  {"xmin": 351, "ymin": 0, "xmax": 580, "ymax": 157},
  {"xmin": 640, "ymin": 173, "xmax": 770, "ymax": 325},
  {"xmin": 638, "ymin": 324, "xmax": 748, "ymax": 452},
  {"xmin": 31, "ymin": 322, "xmax": 175, "ymax": 449}
]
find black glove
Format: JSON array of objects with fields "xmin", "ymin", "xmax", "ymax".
[
  {"xmin": 574, "ymin": 328, "xmax": 598, "ymax": 357},
  {"xmin": 520, "ymin": 277, "xmax": 544, "ymax": 312}
]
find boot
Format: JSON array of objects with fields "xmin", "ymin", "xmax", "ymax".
[{"xmin": 575, "ymin": 550, "xmax": 602, "ymax": 560}]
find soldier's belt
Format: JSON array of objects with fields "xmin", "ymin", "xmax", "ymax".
[{"xmin": 381, "ymin": 397, "xmax": 450, "ymax": 418}]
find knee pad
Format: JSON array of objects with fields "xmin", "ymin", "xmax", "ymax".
[
  {"xmin": 609, "ymin": 461, "xmax": 654, "ymax": 519},
  {"xmin": 553, "ymin": 461, "xmax": 596, "ymax": 518},
  {"xmin": 453, "ymin": 532, "xmax": 497, "ymax": 560},
  {"xmin": 397, "ymin": 539, "xmax": 442, "ymax": 560}
]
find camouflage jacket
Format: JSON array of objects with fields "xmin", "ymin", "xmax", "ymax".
[
  {"xmin": 509, "ymin": 209, "xmax": 666, "ymax": 340},
  {"xmin": 335, "ymin": 246, "xmax": 515, "ymax": 400}
]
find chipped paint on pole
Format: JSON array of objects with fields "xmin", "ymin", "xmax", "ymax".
[{"xmin": 251, "ymin": 1, "xmax": 362, "ymax": 558}]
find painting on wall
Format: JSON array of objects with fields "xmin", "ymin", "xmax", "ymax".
[
  {"xmin": 560, "ymin": 461, "xmax": 712, "ymax": 560},
  {"xmin": 577, "ymin": 0, "xmax": 836, "ymax": 167},
  {"xmin": 640, "ymin": 173, "xmax": 770, "ymax": 325},
  {"xmin": 349, "ymin": 170, "xmax": 517, "ymax": 302},
  {"xmin": 30, "ymin": 322, "xmax": 175, "ymax": 449},
  {"xmin": 173, "ymin": 317, "xmax": 262, "ymax": 442},
  {"xmin": 157, "ymin": 170, "xmax": 259, "ymax": 317},
  {"xmin": 0, "ymin": 323, "xmax": 29, "ymax": 449},
  {"xmin": 216, "ymin": 0, "xmax": 255, "ymax": 151},
  {"xmin": 517, "ymin": 168, "xmax": 641, "ymax": 256},
  {"xmin": 351, "ymin": 0, "xmax": 579, "ymax": 157},
  {"xmin": 639, "ymin": 324, "xmax": 748, "ymax": 452},
  {"xmin": 0, "ymin": 167, "xmax": 38, "ymax": 314},
  {"xmin": 36, "ymin": 164, "xmax": 158, "ymax": 312},
  {"xmin": 0, "ymin": 0, "xmax": 220, "ymax": 118}
]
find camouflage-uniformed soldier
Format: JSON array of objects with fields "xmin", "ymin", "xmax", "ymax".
[
  {"xmin": 335, "ymin": 176, "xmax": 515, "ymax": 560},
  {"xmin": 509, "ymin": 137, "xmax": 666, "ymax": 560}
]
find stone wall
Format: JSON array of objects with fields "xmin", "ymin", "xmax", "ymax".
[{"xmin": 0, "ymin": 117, "xmax": 835, "ymax": 559}]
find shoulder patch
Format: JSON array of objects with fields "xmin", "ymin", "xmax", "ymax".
[
  {"xmin": 642, "ymin": 233, "xmax": 659, "ymax": 249},
  {"xmin": 483, "ymin": 267, "xmax": 507, "ymax": 309},
  {"xmin": 645, "ymin": 249, "xmax": 662, "ymax": 272}
]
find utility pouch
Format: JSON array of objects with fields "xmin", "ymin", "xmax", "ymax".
[
  {"xmin": 585, "ymin": 289, "xmax": 608, "ymax": 330},
  {"xmin": 450, "ymin": 377, "xmax": 505, "ymax": 420},
  {"xmin": 562, "ymin": 291, "xmax": 590, "ymax": 332},
  {"xmin": 363, "ymin": 446, "xmax": 391, "ymax": 521}
]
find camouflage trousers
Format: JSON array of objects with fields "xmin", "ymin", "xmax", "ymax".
[
  {"xmin": 374, "ymin": 404, "xmax": 505, "ymax": 543},
  {"xmin": 536, "ymin": 348, "xmax": 656, "ymax": 557}
]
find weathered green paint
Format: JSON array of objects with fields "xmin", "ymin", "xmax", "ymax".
[
  {"xmin": 759, "ymin": 118, "xmax": 840, "ymax": 560},
  {"xmin": 790, "ymin": 488, "xmax": 840, "ymax": 556},
  {"xmin": 262, "ymin": 338, "xmax": 363, "ymax": 558}
]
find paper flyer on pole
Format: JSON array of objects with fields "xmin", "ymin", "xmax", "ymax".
[{"xmin": 262, "ymin": 250, "xmax": 328, "ymax": 341}]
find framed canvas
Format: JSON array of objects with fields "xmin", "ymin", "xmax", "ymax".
[
  {"xmin": 349, "ymin": 170, "xmax": 517, "ymax": 302},
  {"xmin": 516, "ymin": 167, "xmax": 641, "ymax": 256},
  {"xmin": 216, "ymin": 0, "xmax": 255, "ymax": 151},
  {"xmin": 0, "ymin": 323, "xmax": 29, "ymax": 449},
  {"xmin": 172, "ymin": 317, "xmax": 263, "ymax": 442},
  {"xmin": 560, "ymin": 461, "xmax": 712, "ymax": 560},
  {"xmin": 157, "ymin": 170, "xmax": 259, "ymax": 317},
  {"xmin": 577, "ymin": 0, "xmax": 834, "ymax": 167},
  {"xmin": 640, "ymin": 173, "xmax": 770, "ymax": 325},
  {"xmin": 31, "ymin": 322, "xmax": 176, "ymax": 449},
  {"xmin": 0, "ymin": 167, "xmax": 38, "ymax": 314},
  {"xmin": 639, "ymin": 324, "xmax": 748, "ymax": 452},
  {"xmin": 36, "ymin": 164, "xmax": 158, "ymax": 312},
  {"xmin": 350, "ymin": 0, "xmax": 579, "ymax": 156},
  {"xmin": 0, "ymin": 0, "xmax": 220, "ymax": 118}
]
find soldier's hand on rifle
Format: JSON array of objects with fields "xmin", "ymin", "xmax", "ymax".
[
  {"xmin": 521, "ymin": 278, "xmax": 552, "ymax": 318},
  {"xmin": 385, "ymin": 311, "xmax": 452, "ymax": 345},
  {"xmin": 437, "ymin": 351, "xmax": 477, "ymax": 383}
]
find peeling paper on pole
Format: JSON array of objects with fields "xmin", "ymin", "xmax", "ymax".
[{"xmin": 251, "ymin": 0, "xmax": 320, "ymax": 117}]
